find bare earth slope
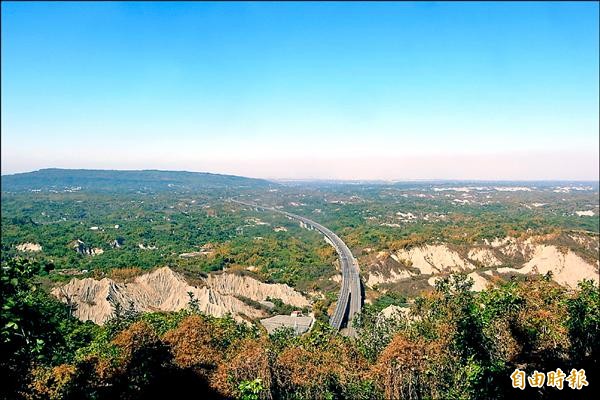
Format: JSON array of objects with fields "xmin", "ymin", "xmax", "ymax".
[
  {"xmin": 364, "ymin": 233, "xmax": 599, "ymax": 291},
  {"xmin": 53, "ymin": 267, "xmax": 309, "ymax": 324}
]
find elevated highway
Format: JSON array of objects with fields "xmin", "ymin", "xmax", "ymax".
[{"xmin": 231, "ymin": 199, "xmax": 362, "ymax": 335}]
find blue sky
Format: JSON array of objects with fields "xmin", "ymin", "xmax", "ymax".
[{"xmin": 2, "ymin": 1, "xmax": 598, "ymax": 179}]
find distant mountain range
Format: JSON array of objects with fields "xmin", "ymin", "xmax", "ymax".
[{"xmin": 1, "ymin": 168, "xmax": 274, "ymax": 192}]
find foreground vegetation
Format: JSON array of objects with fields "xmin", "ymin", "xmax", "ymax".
[{"xmin": 2, "ymin": 257, "xmax": 597, "ymax": 399}]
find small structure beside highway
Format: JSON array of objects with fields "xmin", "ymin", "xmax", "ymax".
[{"xmin": 260, "ymin": 312, "xmax": 314, "ymax": 335}]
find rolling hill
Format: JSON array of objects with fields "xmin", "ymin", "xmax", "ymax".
[{"xmin": 1, "ymin": 168, "xmax": 274, "ymax": 193}]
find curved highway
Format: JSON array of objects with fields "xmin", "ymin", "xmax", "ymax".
[{"xmin": 231, "ymin": 199, "xmax": 362, "ymax": 335}]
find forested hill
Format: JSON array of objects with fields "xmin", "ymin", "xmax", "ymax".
[{"xmin": 1, "ymin": 168, "xmax": 274, "ymax": 193}]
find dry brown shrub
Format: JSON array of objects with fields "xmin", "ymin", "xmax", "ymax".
[
  {"xmin": 93, "ymin": 356, "xmax": 119, "ymax": 381},
  {"xmin": 275, "ymin": 346, "xmax": 328, "ymax": 391},
  {"xmin": 487, "ymin": 318, "xmax": 521, "ymax": 363},
  {"xmin": 112, "ymin": 320, "xmax": 160, "ymax": 361},
  {"xmin": 212, "ymin": 338, "xmax": 272, "ymax": 398},
  {"xmin": 373, "ymin": 334, "xmax": 437, "ymax": 400},
  {"xmin": 26, "ymin": 364, "xmax": 76, "ymax": 400},
  {"xmin": 514, "ymin": 279, "xmax": 569, "ymax": 356},
  {"xmin": 107, "ymin": 267, "xmax": 144, "ymax": 283},
  {"xmin": 163, "ymin": 315, "xmax": 222, "ymax": 370},
  {"xmin": 273, "ymin": 338, "xmax": 368, "ymax": 397},
  {"xmin": 226, "ymin": 264, "xmax": 251, "ymax": 274}
]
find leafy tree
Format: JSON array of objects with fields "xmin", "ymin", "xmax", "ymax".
[
  {"xmin": 238, "ymin": 378, "xmax": 265, "ymax": 400},
  {"xmin": 354, "ymin": 304, "xmax": 406, "ymax": 363},
  {"xmin": 1, "ymin": 257, "xmax": 96, "ymax": 398},
  {"xmin": 566, "ymin": 279, "xmax": 599, "ymax": 391}
]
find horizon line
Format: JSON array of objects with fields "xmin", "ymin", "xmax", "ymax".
[{"xmin": 1, "ymin": 167, "xmax": 599, "ymax": 183}]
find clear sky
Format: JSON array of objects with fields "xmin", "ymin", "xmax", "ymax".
[{"xmin": 2, "ymin": 1, "xmax": 598, "ymax": 180}]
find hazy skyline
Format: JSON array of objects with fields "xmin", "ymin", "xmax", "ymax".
[{"xmin": 2, "ymin": 2, "xmax": 599, "ymax": 180}]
